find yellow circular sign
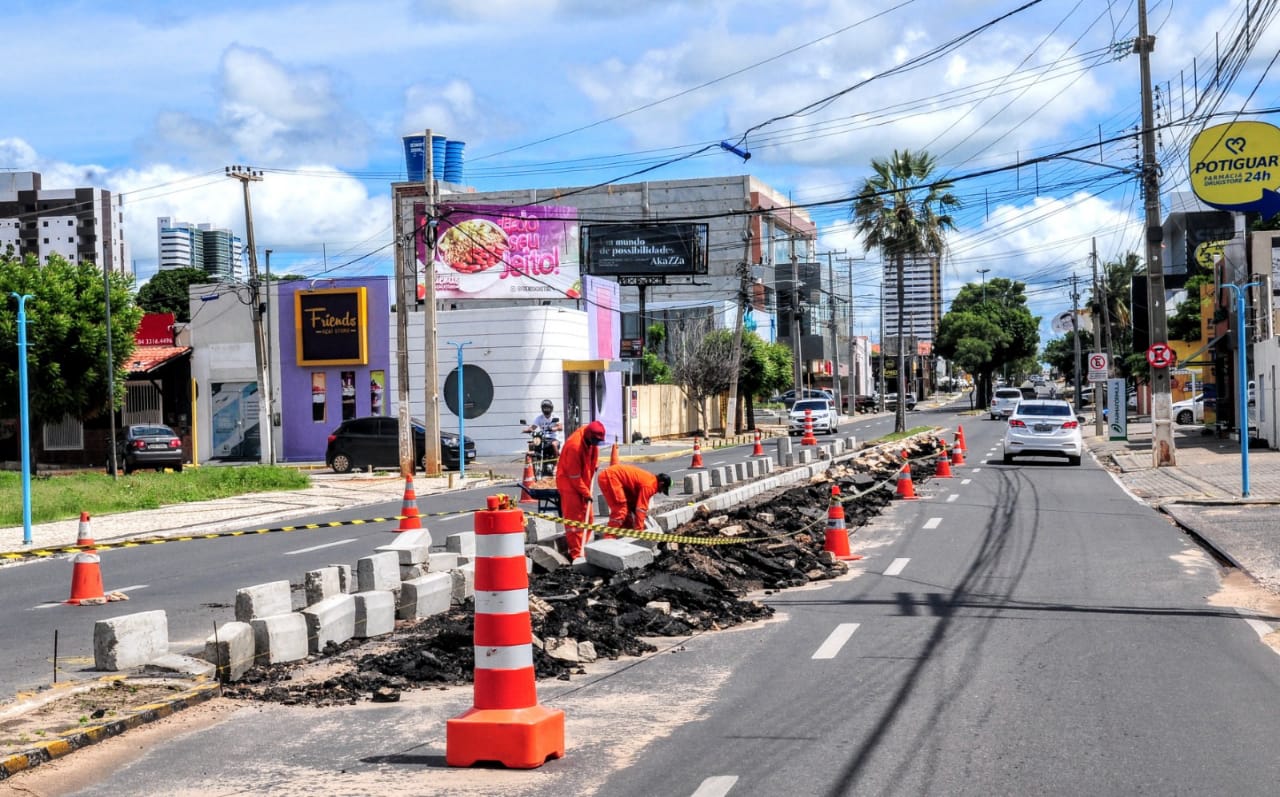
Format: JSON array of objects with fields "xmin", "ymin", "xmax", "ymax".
[{"xmin": 1189, "ymin": 121, "xmax": 1280, "ymax": 214}]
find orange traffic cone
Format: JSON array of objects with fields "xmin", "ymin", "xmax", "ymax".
[
  {"xmin": 800, "ymin": 410, "xmax": 818, "ymax": 446},
  {"xmin": 957, "ymin": 424, "xmax": 968, "ymax": 453},
  {"xmin": 895, "ymin": 462, "xmax": 918, "ymax": 500},
  {"xmin": 447, "ymin": 494, "xmax": 565, "ymax": 769},
  {"xmin": 519, "ymin": 453, "xmax": 537, "ymax": 504},
  {"xmin": 935, "ymin": 444, "xmax": 953, "ymax": 478},
  {"xmin": 609, "ymin": 438, "xmax": 619, "ymax": 467},
  {"xmin": 823, "ymin": 485, "xmax": 863, "ymax": 561},
  {"xmin": 689, "ymin": 437, "xmax": 705, "ymax": 469},
  {"xmin": 751, "ymin": 429, "xmax": 765, "ymax": 457},
  {"xmin": 66, "ymin": 551, "xmax": 105, "ymax": 605},
  {"xmin": 75, "ymin": 511, "xmax": 94, "ymax": 548},
  {"xmin": 396, "ymin": 475, "xmax": 423, "ymax": 532},
  {"xmin": 950, "ymin": 436, "xmax": 966, "ymax": 466}
]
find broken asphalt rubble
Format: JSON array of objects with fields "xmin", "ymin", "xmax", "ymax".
[{"xmin": 222, "ymin": 435, "xmax": 941, "ymax": 707}]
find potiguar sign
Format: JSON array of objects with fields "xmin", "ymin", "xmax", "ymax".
[{"xmin": 1189, "ymin": 121, "xmax": 1280, "ymax": 217}]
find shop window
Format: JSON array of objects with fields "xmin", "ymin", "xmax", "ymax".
[
  {"xmin": 370, "ymin": 370, "xmax": 386, "ymax": 416},
  {"xmin": 311, "ymin": 373, "xmax": 326, "ymax": 423},
  {"xmin": 341, "ymin": 371, "xmax": 357, "ymax": 420}
]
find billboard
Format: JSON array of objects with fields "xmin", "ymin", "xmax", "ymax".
[
  {"xmin": 416, "ymin": 203, "xmax": 581, "ymax": 301},
  {"xmin": 582, "ymin": 223, "xmax": 708, "ymax": 277},
  {"xmin": 1189, "ymin": 121, "xmax": 1280, "ymax": 217},
  {"xmin": 294, "ymin": 288, "xmax": 369, "ymax": 365}
]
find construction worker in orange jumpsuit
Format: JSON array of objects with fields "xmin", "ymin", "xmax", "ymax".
[
  {"xmin": 556, "ymin": 420, "xmax": 606, "ymax": 560},
  {"xmin": 596, "ymin": 464, "xmax": 672, "ymax": 536}
]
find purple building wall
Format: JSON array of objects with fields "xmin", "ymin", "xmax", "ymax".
[{"xmin": 277, "ymin": 278, "xmax": 391, "ymax": 462}]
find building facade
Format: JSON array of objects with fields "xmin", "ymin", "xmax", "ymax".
[
  {"xmin": 0, "ymin": 171, "xmax": 129, "ymax": 274},
  {"xmin": 881, "ymin": 253, "xmax": 941, "ymax": 345},
  {"xmin": 157, "ymin": 217, "xmax": 245, "ymax": 280}
]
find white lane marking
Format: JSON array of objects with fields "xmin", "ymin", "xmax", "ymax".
[
  {"xmin": 812, "ymin": 622, "xmax": 860, "ymax": 660},
  {"xmin": 923, "ymin": 517, "xmax": 942, "ymax": 529},
  {"xmin": 961, "ymin": 478, "xmax": 972, "ymax": 485},
  {"xmin": 947, "ymin": 494, "xmax": 959, "ymax": 502},
  {"xmin": 284, "ymin": 539, "xmax": 357, "ymax": 556},
  {"xmin": 691, "ymin": 776, "xmax": 739, "ymax": 797},
  {"xmin": 1234, "ymin": 608, "xmax": 1274, "ymax": 639},
  {"xmin": 33, "ymin": 583, "xmax": 149, "ymax": 609},
  {"xmin": 971, "ymin": 468, "xmax": 982, "ymax": 474},
  {"xmin": 884, "ymin": 558, "xmax": 910, "ymax": 576}
]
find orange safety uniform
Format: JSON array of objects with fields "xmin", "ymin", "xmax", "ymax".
[
  {"xmin": 596, "ymin": 464, "xmax": 661, "ymax": 534},
  {"xmin": 555, "ymin": 421, "xmax": 604, "ymax": 559}
]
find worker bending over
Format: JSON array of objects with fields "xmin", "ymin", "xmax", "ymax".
[{"xmin": 596, "ymin": 464, "xmax": 672, "ymax": 535}]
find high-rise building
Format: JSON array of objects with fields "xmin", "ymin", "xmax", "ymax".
[
  {"xmin": 882, "ymin": 253, "xmax": 941, "ymax": 344},
  {"xmin": 0, "ymin": 171, "xmax": 130, "ymax": 274},
  {"xmin": 157, "ymin": 217, "xmax": 245, "ymax": 280}
]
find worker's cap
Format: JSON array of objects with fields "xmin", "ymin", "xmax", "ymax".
[
  {"xmin": 656, "ymin": 473, "xmax": 672, "ymax": 495},
  {"xmin": 585, "ymin": 420, "xmax": 606, "ymax": 443}
]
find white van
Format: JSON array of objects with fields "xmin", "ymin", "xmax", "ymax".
[{"xmin": 990, "ymin": 387, "xmax": 1024, "ymax": 421}]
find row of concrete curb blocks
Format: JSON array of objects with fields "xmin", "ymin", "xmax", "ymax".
[{"xmin": 0, "ymin": 681, "xmax": 221, "ymax": 782}]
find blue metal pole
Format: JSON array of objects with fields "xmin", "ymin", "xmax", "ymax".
[
  {"xmin": 448, "ymin": 341, "xmax": 472, "ymax": 478},
  {"xmin": 11, "ymin": 292, "xmax": 33, "ymax": 545},
  {"xmin": 1232, "ymin": 283, "xmax": 1259, "ymax": 497}
]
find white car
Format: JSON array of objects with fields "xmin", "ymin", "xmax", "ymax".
[
  {"xmin": 1002, "ymin": 399, "xmax": 1083, "ymax": 466},
  {"xmin": 990, "ymin": 387, "xmax": 1024, "ymax": 421},
  {"xmin": 788, "ymin": 398, "xmax": 838, "ymax": 435},
  {"xmin": 1172, "ymin": 394, "xmax": 1205, "ymax": 425}
]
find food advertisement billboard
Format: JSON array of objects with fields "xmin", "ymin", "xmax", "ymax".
[{"xmin": 416, "ymin": 203, "xmax": 581, "ymax": 301}]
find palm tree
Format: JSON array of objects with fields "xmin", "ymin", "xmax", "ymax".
[{"xmin": 851, "ymin": 150, "xmax": 960, "ymax": 432}]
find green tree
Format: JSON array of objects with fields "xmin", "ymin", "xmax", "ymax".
[
  {"xmin": 935, "ymin": 277, "xmax": 1038, "ymax": 408},
  {"xmin": 136, "ymin": 267, "xmax": 220, "ymax": 323},
  {"xmin": 735, "ymin": 332, "xmax": 791, "ymax": 431},
  {"xmin": 851, "ymin": 149, "xmax": 959, "ymax": 432},
  {"xmin": 1086, "ymin": 253, "xmax": 1140, "ymax": 379},
  {"xmin": 1042, "ymin": 331, "xmax": 1094, "ymax": 383},
  {"xmin": 0, "ymin": 252, "xmax": 142, "ymax": 429},
  {"xmin": 1168, "ymin": 273, "xmax": 1211, "ymax": 343}
]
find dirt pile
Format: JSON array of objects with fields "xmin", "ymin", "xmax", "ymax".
[{"xmin": 223, "ymin": 438, "xmax": 940, "ymax": 707}]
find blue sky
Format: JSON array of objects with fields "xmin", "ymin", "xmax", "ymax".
[{"xmin": 4, "ymin": 0, "xmax": 1277, "ymax": 345}]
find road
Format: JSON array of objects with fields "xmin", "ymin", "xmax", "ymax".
[
  {"xmin": 22, "ymin": 397, "xmax": 1280, "ymax": 796},
  {"xmin": 0, "ymin": 410, "xmax": 898, "ymax": 700}
]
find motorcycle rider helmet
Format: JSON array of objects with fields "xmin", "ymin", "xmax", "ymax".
[{"xmin": 541, "ymin": 400, "xmax": 554, "ymax": 415}]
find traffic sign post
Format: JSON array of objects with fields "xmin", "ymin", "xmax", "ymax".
[
  {"xmin": 1087, "ymin": 352, "xmax": 1109, "ymax": 383},
  {"xmin": 1146, "ymin": 342, "xmax": 1175, "ymax": 369}
]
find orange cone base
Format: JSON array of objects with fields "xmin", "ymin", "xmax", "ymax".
[
  {"xmin": 895, "ymin": 475, "xmax": 918, "ymax": 500},
  {"xmin": 66, "ymin": 558, "xmax": 105, "ymax": 605},
  {"xmin": 446, "ymin": 705, "xmax": 566, "ymax": 769},
  {"xmin": 800, "ymin": 432, "xmax": 818, "ymax": 446},
  {"xmin": 951, "ymin": 448, "xmax": 965, "ymax": 466},
  {"xmin": 823, "ymin": 533, "xmax": 863, "ymax": 561},
  {"xmin": 395, "ymin": 516, "xmax": 423, "ymax": 532},
  {"xmin": 935, "ymin": 455, "xmax": 953, "ymax": 478}
]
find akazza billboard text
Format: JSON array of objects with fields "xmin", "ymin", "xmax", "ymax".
[{"xmin": 582, "ymin": 223, "xmax": 708, "ymax": 277}]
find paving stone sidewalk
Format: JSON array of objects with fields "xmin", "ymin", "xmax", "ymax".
[{"xmin": 1085, "ymin": 421, "xmax": 1280, "ymax": 594}]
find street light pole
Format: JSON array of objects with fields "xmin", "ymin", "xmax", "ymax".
[
  {"xmin": 978, "ymin": 268, "xmax": 990, "ymax": 302},
  {"xmin": 1222, "ymin": 282, "xmax": 1259, "ymax": 496},
  {"xmin": 447, "ymin": 340, "xmax": 472, "ymax": 480},
  {"xmin": 10, "ymin": 292, "xmax": 34, "ymax": 545}
]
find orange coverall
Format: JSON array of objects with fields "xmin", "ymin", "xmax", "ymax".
[
  {"xmin": 596, "ymin": 464, "xmax": 661, "ymax": 534},
  {"xmin": 555, "ymin": 425, "xmax": 601, "ymax": 558}
]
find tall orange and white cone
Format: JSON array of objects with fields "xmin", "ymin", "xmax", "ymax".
[
  {"xmin": 609, "ymin": 438, "xmax": 619, "ymax": 467},
  {"xmin": 75, "ymin": 511, "xmax": 94, "ymax": 548},
  {"xmin": 751, "ymin": 429, "xmax": 765, "ymax": 457},
  {"xmin": 950, "ymin": 434, "xmax": 966, "ymax": 466},
  {"xmin": 823, "ymin": 485, "xmax": 862, "ymax": 561},
  {"xmin": 689, "ymin": 437, "xmax": 705, "ymax": 469},
  {"xmin": 800, "ymin": 409, "xmax": 818, "ymax": 446},
  {"xmin": 519, "ymin": 453, "xmax": 537, "ymax": 504},
  {"xmin": 447, "ymin": 494, "xmax": 565, "ymax": 769},
  {"xmin": 895, "ymin": 461, "xmax": 918, "ymax": 500},
  {"xmin": 396, "ymin": 475, "xmax": 423, "ymax": 532},
  {"xmin": 956, "ymin": 424, "xmax": 968, "ymax": 453},
  {"xmin": 934, "ymin": 443, "xmax": 953, "ymax": 478},
  {"xmin": 66, "ymin": 551, "xmax": 105, "ymax": 605}
]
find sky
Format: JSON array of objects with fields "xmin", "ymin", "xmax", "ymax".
[{"xmin": 4, "ymin": 0, "xmax": 1278, "ymax": 347}]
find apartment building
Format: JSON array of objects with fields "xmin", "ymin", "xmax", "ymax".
[
  {"xmin": 0, "ymin": 171, "xmax": 129, "ymax": 274},
  {"xmin": 157, "ymin": 216, "xmax": 245, "ymax": 280}
]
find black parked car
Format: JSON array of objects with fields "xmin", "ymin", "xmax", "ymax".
[
  {"xmin": 111, "ymin": 424, "xmax": 184, "ymax": 474},
  {"xmin": 325, "ymin": 416, "xmax": 476, "ymax": 473}
]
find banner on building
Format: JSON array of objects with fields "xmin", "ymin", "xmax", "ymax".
[
  {"xmin": 295, "ymin": 288, "xmax": 369, "ymax": 365},
  {"xmin": 582, "ymin": 223, "xmax": 708, "ymax": 277},
  {"xmin": 417, "ymin": 203, "xmax": 581, "ymax": 301}
]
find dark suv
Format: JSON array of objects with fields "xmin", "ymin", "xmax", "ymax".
[
  {"xmin": 111, "ymin": 424, "xmax": 184, "ymax": 474},
  {"xmin": 325, "ymin": 416, "xmax": 476, "ymax": 473}
]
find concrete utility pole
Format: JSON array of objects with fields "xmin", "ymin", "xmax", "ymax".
[
  {"xmin": 839, "ymin": 255, "xmax": 866, "ymax": 401},
  {"xmin": 394, "ymin": 193, "xmax": 414, "ymax": 476},
  {"xmin": 1137, "ymin": 0, "xmax": 1175, "ymax": 466},
  {"xmin": 1071, "ymin": 273, "xmax": 1084, "ymax": 417},
  {"xmin": 264, "ymin": 249, "xmax": 275, "ymax": 465},
  {"xmin": 790, "ymin": 237, "xmax": 803, "ymax": 393},
  {"xmin": 422, "ymin": 129, "xmax": 443, "ymax": 476},
  {"xmin": 724, "ymin": 221, "xmax": 752, "ymax": 438},
  {"xmin": 225, "ymin": 165, "xmax": 273, "ymax": 466},
  {"xmin": 822, "ymin": 249, "xmax": 846, "ymax": 413}
]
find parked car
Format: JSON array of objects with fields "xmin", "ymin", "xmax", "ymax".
[
  {"xmin": 1001, "ymin": 399, "xmax": 1083, "ymax": 466},
  {"xmin": 884, "ymin": 392, "xmax": 918, "ymax": 411},
  {"xmin": 990, "ymin": 387, "xmax": 1024, "ymax": 420},
  {"xmin": 846, "ymin": 394, "xmax": 878, "ymax": 414},
  {"xmin": 111, "ymin": 424, "xmax": 184, "ymax": 474},
  {"xmin": 1172, "ymin": 394, "xmax": 1205, "ymax": 425},
  {"xmin": 325, "ymin": 416, "xmax": 476, "ymax": 473},
  {"xmin": 788, "ymin": 398, "xmax": 838, "ymax": 435},
  {"xmin": 770, "ymin": 388, "xmax": 833, "ymax": 410}
]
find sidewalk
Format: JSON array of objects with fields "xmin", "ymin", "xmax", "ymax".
[{"xmin": 1085, "ymin": 421, "xmax": 1280, "ymax": 594}]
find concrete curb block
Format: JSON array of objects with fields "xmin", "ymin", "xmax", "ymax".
[{"xmin": 0, "ymin": 680, "xmax": 220, "ymax": 782}]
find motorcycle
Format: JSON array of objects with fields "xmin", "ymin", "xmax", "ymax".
[{"xmin": 519, "ymin": 418, "xmax": 560, "ymax": 477}]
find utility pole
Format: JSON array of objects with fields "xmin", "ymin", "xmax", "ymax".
[
  {"xmin": 878, "ymin": 288, "xmax": 887, "ymax": 413},
  {"xmin": 1137, "ymin": 0, "xmax": 1175, "ymax": 466},
  {"xmin": 978, "ymin": 268, "xmax": 990, "ymax": 302},
  {"xmin": 894, "ymin": 251, "xmax": 907, "ymax": 434},
  {"xmin": 822, "ymin": 249, "xmax": 847, "ymax": 413},
  {"xmin": 1091, "ymin": 242, "xmax": 1106, "ymax": 437},
  {"xmin": 839, "ymin": 255, "xmax": 866, "ymax": 402},
  {"xmin": 790, "ymin": 237, "xmax": 803, "ymax": 393},
  {"xmin": 422, "ymin": 129, "xmax": 443, "ymax": 476},
  {"xmin": 724, "ymin": 222, "xmax": 752, "ymax": 438},
  {"xmin": 225, "ymin": 165, "xmax": 273, "ymax": 466},
  {"xmin": 1071, "ymin": 274, "xmax": 1084, "ymax": 417},
  {"xmin": 394, "ymin": 189, "xmax": 413, "ymax": 476},
  {"xmin": 264, "ymin": 249, "xmax": 275, "ymax": 465}
]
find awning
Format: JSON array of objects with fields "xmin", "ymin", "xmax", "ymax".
[
  {"xmin": 562, "ymin": 359, "xmax": 627, "ymax": 373},
  {"xmin": 128, "ymin": 345, "xmax": 191, "ymax": 374}
]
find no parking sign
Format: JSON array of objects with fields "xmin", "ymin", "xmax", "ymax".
[{"xmin": 1146, "ymin": 343, "xmax": 1176, "ymax": 369}]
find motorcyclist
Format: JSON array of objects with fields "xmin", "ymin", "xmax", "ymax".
[{"xmin": 527, "ymin": 400, "xmax": 563, "ymax": 452}]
